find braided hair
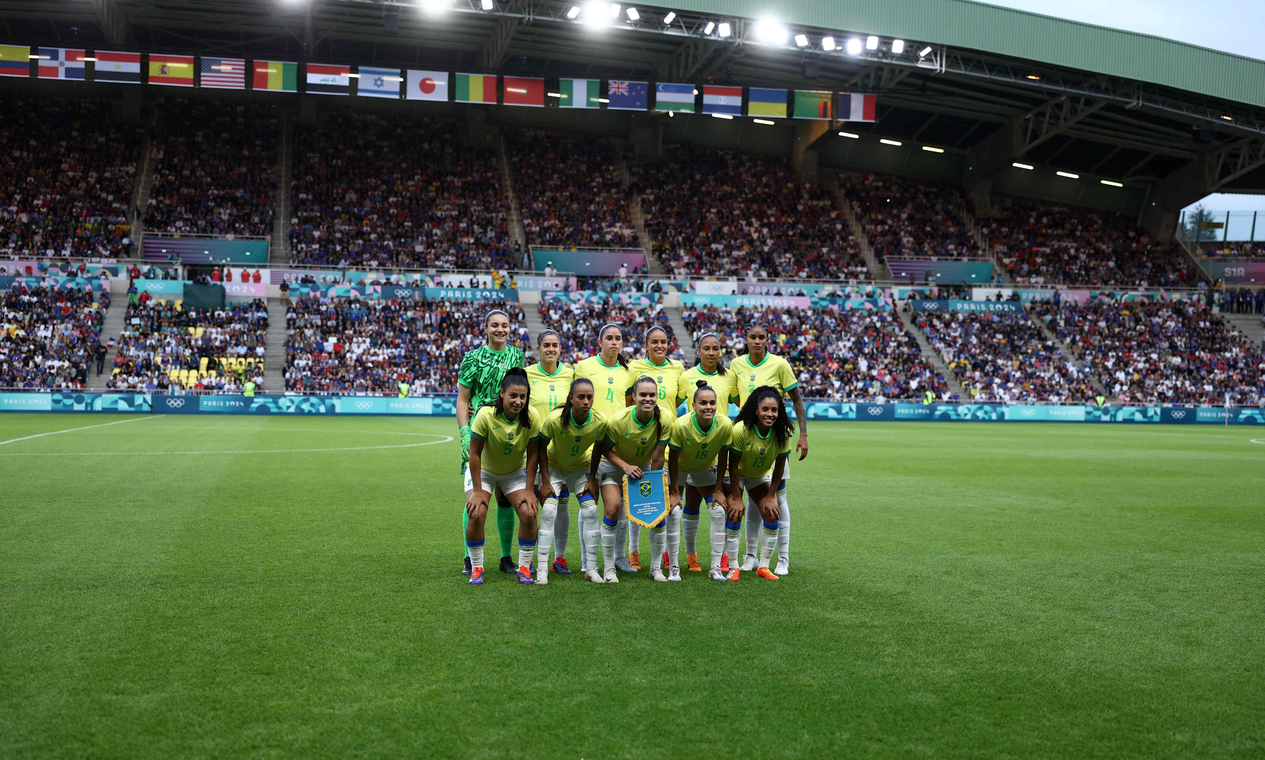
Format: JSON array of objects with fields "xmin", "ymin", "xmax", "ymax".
[
  {"xmin": 738, "ymin": 322, "xmax": 769, "ymax": 357},
  {"xmin": 735, "ymin": 385, "xmax": 793, "ymax": 448}
]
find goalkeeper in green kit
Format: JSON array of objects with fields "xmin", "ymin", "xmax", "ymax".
[{"xmin": 457, "ymin": 309, "xmax": 527, "ymax": 576}]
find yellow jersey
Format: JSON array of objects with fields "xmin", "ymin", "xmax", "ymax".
[
  {"xmin": 676, "ymin": 364, "xmax": 739, "ymax": 414},
  {"xmin": 470, "ymin": 405, "xmax": 543, "ymax": 475},
  {"xmin": 668, "ymin": 412, "xmax": 733, "ymax": 470},
  {"xmin": 539, "ymin": 407, "xmax": 607, "ymax": 473},
  {"xmin": 603, "ymin": 405, "xmax": 669, "ymax": 469},
  {"xmin": 525, "ymin": 361, "xmax": 575, "ymax": 419},
  {"xmin": 629, "ymin": 356, "xmax": 685, "ymax": 418},
  {"xmin": 729, "ymin": 420, "xmax": 792, "ymax": 478},
  {"xmin": 573, "ymin": 355, "xmax": 632, "ymax": 418},
  {"xmin": 729, "ymin": 352, "xmax": 799, "ymax": 408}
]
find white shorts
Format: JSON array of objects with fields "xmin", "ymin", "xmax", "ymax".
[
  {"xmin": 464, "ymin": 467, "xmax": 528, "ymax": 497},
  {"xmin": 597, "ymin": 459, "xmax": 625, "ymax": 488},
  {"xmin": 680, "ymin": 466, "xmax": 718, "ymax": 489},
  {"xmin": 539, "ymin": 468, "xmax": 593, "ymax": 498},
  {"xmin": 740, "ymin": 474, "xmax": 774, "ymax": 492}
]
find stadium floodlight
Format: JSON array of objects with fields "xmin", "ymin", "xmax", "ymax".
[
  {"xmin": 1027, "ymin": 74, "xmax": 1042, "ymax": 80},
  {"xmin": 703, "ymin": 21, "xmax": 715, "ymax": 34},
  {"xmin": 1221, "ymin": 115, "xmax": 1234, "ymax": 121},
  {"xmin": 582, "ymin": 0, "xmax": 608, "ymax": 25},
  {"xmin": 880, "ymin": 138, "xmax": 902, "ymax": 146},
  {"xmin": 822, "ymin": 36, "xmax": 836, "ymax": 51},
  {"xmin": 795, "ymin": 34, "xmax": 809, "ymax": 47},
  {"xmin": 1012, "ymin": 162, "xmax": 1034, "ymax": 170},
  {"xmin": 718, "ymin": 22, "xmax": 731, "ymax": 38},
  {"xmin": 922, "ymin": 146, "xmax": 945, "ymax": 153},
  {"xmin": 866, "ymin": 36, "xmax": 879, "ymax": 50},
  {"xmin": 753, "ymin": 118, "xmax": 776, "ymax": 125},
  {"xmin": 567, "ymin": 5, "xmax": 581, "ymax": 18},
  {"xmin": 547, "ymin": 91, "xmax": 563, "ymax": 97},
  {"xmin": 481, "ymin": 0, "xmax": 493, "ymax": 8},
  {"xmin": 596, "ymin": 97, "xmax": 609, "ymax": 103},
  {"xmin": 891, "ymin": 39, "xmax": 905, "ymax": 54},
  {"xmin": 713, "ymin": 113, "xmax": 734, "ymax": 119},
  {"xmin": 625, "ymin": 7, "xmax": 638, "ymax": 20},
  {"xmin": 662, "ymin": 11, "xmax": 675, "ymax": 23},
  {"xmin": 755, "ymin": 19, "xmax": 788, "ymax": 45},
  {"xmin": 421, "ymin": 0, "xmax": 451, "ymax": 12},
  {"xmin": 918, "ymin": 45, "xmax": 933, "ymax": 57},
  {"xmin": 608, "ymin": 3, "xmax": 621, "ymax": 18},
  {"xmin": 838, "ymin": 131, "xmax": 859, "ymax": 138},
  {"xmin": 1056, "ymin": 171, "xmax": 1080, "ymax": 179},
  {"xmin": 1101, "ymin": 179, "xmax": 1124, "ymax": 187},
  {"xmin": 846, "ymin": 38, "xmax": 863, "ymax": 55}
]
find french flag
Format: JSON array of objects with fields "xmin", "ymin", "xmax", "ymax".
[
  {"xmin": 38, "ymin": 48, "xmax": 86, "ymax": 80},
  {"xmin": 840, "ymin": 93, "xmax": 877, "ymax": 123}
]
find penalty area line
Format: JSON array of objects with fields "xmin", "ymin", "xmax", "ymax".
[
  {"xmin": 0, "ymin": 434, "xmax": 454, "ymax": 457},
  {"xmin": 1251, "ymin": 439, "xmax": 1265, "ymax": 445},
  {"xmin": 0, "ymin": 415, "xmax": 164, "ymax": 448}
]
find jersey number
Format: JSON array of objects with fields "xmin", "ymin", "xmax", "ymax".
[
  {"xmin": 605, "ymin": 388, "xmax": 615, "ymax": 403},
  {"xmin": 635, "ymin": 445, "xmax": 649, "ymax": 458},
  {"xmin": 753, "ymin": 455, "xmax": 767, "ymax": 469},
  {"xmin": 693, "ymin": 450, "xmax": 709, "ymax": 460},
  {"xmin": 502, "ymin": 442, "xmax": 514, "ymax": 457},
  {"xmin": 570, "ymin": 443, "xmax": 582, "ymax": 457}
]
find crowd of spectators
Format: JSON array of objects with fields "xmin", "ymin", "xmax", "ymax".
[
  {"xmin": 285, "ymin": 297, "xmax": 528, "ymax": 394},
  {"xmin": 842, "ymin": 174, "xmax": 982, "ymax": 260},
  {"xmin": 632, "ymin": 148, "xmax": 866, "ymax": 279},
  {"xmin": 1217, "ymin": 287, "xmax": 1265, "ymax": 315},
  {"xmin": 536, "ymin": 300, "xmax": 680, "ymax": 362},
  {"xmin": 0, "ymin": 94, "xmax": 139, "ymax": 259},
  {"xmin": 107, "ymin": 299, "xmax": 268, "ymax": 392},
  {"xmin": 1200, "ymin": 241, "xmax": 1265, "ymax": 259},
  {"xmin": 1032, "ymin": 300, "xmax": 1263, "ymax": 405},
  {"xmin": 681, "ymin": 304, "xmax": 948, "ymax": 401},
  {"xmin": 914, "ymin": 310, "xmax": 1097, "ymax": 403},
  {"xmin": 981, "ymin": 199, "xmax": 1195, "ymax": 287},
  {"xmin": 290, "ymin": 115, "xmax": 513, "ymax": 270},
  {"xmin": 508, "ymin": 129, "xmax": 635, "ymax": 249},
  {"xmin": 144, "ymin": 100, "xmax": 278, "ymax": 238},
  {"xmin": 0, "ymin": 283, "xmax": 106, "ymax": 390}
]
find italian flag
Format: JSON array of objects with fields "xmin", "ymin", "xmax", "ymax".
[
  {"xmin": 455, "ymin": 73, "xmax": 497, "ymax": 104},
  {"xmin": 559, "ymin": 78, "xmax": 600, "ymax": 109}
]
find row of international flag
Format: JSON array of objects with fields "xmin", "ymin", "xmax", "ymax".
[{"xmin": 0, "ymin": 43, "xmax": 877, "ymax": 121}]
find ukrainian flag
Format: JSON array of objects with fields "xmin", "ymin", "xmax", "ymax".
[{"xmin": 0, "ymin": 44, "xmax": 31, "ymax": 77}]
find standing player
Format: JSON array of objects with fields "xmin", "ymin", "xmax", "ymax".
[
  {"xmin": 597, "ymin": 376, "xmax": 670, "ymax": 582},
  {"xmin": 526, "ymin": 329, "xmax": 576, "ymax": 575},
  {"xmin": 465, "ymin": 369, "xmax": 543, "ymax": 586},
  {"xmin": 627, "ymin": 325, "xmax": 684, "ymax": 570},
  {"xmin": 675, "ymin": 333, "xmax": 739, "ymax": 572},
  {"xmin": 535, "ymin": 378, "xmax": 607, "ymax": 585},
  {"xmin": 456, "ymin": 309, "xmax": 526, "ymax": 576},
  {"xmin": 667, "ymin": 380, "xmax": 733, "ymax": 581},
  {"xmin": 573, "ymin": 324, "xmax": 634, "ymax": 573},
  {"xmin": 728, "ymin": 322, "xmax": 808, "ymax": 576},
  {"xmin": 724, "ymin": 386, "xmax": 795, "ymax": 581}
]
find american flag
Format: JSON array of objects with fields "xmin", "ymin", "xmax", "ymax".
[{"xmin": 201, "ymin": 56, "xmax": 245, "ymax": 89}]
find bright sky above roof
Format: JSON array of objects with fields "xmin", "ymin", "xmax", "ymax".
[{"xmin": 973, "ymin": 0, "xmax": 1265, "ymax": 61}]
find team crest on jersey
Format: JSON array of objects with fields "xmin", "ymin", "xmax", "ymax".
[
  {"xmin": 640, "ymin": 437, "xmax": 647, "ymax": 444},
  {"xmin": 607, "ymin": 377, "xmax": 613, "ymax": 384},
  {"xmin": 574, "ymin": 436, "xmax": 581, "ymax": 442},
  {"xmin": 750, "ymin": 374, "xmax": 756, "ymax": 381},
  {"xmin": 549, "ymin": 384, "xmax": 555, "ymax": 391},
  {"xmin": 508, "ymin": 432, "xmax": 515, "ymax": 441},
  {"xmin": 758, "ymin": 447, "xmax": 766, "ymax": 454}
]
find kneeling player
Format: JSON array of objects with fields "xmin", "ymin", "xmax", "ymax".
[
  {"xmin": 465, "ymin": 368, "xmax": 542, "ymax": 586},
  {"xmin": 535, "ymin": 378, "xmax": 607, "ymax": 585},
  {"xmin": 668, "ymin": 380, "xmax": 733, "ymax": 582},
  {"xmin": 725, "ymin": 386, "xmax": 794, "ymax": 581}
]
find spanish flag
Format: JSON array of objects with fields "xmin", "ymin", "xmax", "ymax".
[
  {"xmin": 148, "ymin": 54, "xmax": 195, "ymax": 87},
  {"xmin": 0, "ymin": 44, "xmax": 31, "ymax": 77}
]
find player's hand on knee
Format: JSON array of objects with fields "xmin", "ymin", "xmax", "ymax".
[
  {"xmin": 466, "ymin": 493, "xmax": 489, "ymax": 519},
  {"xmin": 712, "ymin": 491, "xmax": 728, "ymax": 510},
  {"xmin": 669, "ymin": 492, "xmax": 681, "ymax": 511},
  {"xmin": 520, "ymin": 495, "xmax": 538, "ymax": 519},
  {"xmin": 724, "ymin": 501, "xmax": 745, "ymax": 523},
  {"xmin": 538, "ymin": 482, "xmax": 555, "ymax": 501},
  {"xmin": 758, "ymin": 496, "xmax": 779, "ymax": 522}
]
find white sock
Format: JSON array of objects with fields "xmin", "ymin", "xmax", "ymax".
[
  {"xmin": 682, "ymin": 504, "xmax": 700, "ymax": 555},
  {"xmin": 627, "ymin": 522, "xmax": 641, "ymax": 554},
  {"xmin": 776, "ymin": 487, "xmax": 790, "ymax": 567},
  {"xmin": 649, "ymin": 523, "xmax": 666, "ymax": 568},
  {"xmin": 666, "ymin": 507, "xmax": 681, "ymax": 571},
  {"xmin": 707, "ymin": 501, "xmax": 726, "ymax": 571},
  {"xmin": 615, "ymin": 516, "xmax": 628, "ymax": 559},
  {"xmin": 536, "ymin": 496, "xmax": 558, "ymax": 569},
  {"xmin": 555, "ymin": 493, "xmax": 570, "ymax": 560},
  {"xmin": 744, "ymin": 499, "xmax": 760, "ymax": 559},
  {"xmin": 467, "ymin": 539, "xmax": 485, "ymax": 570},
  {"xmin": 578, "ymin": 494, "xmax": 599, "ymax": 573},
  {"xmin": 756, "ymin": 496, "xmax": 777, "ymax": 569},
  {"xmin": 601, "ymin": 515, "xmax": 618, "ymax": 571},
  {"xmin": 723, "ymin": 519, "xmax": 742, "ymax": 569},
  {"xmin": 517, "ymin": 538, "xmax": 535, "ymax": 569}
]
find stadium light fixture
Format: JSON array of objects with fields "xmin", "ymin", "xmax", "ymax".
[
  {"xmin": 846, "ymin": 38, "xmax": 863, "ymax": 55},
  {"xmin": 481, "ymin": 0, "xmax": 493, "ymax": 8},
  {"xmin": 755, "ymin": 19, "xmax": 788, "ymax": 45},
  {"xmin": 1012, "ymin": 162, "xmax": 1034, "ymax": 170},
  {"xmin": 822, "ymin": 36, "xmax": 836, "ymax": 51},
  {"xmin": 891, "ymin": 39, "xmax": 905, "ymax": 54},
  {"xmin": 547, "ymin": 92, "xmax": 563, "ymax": 98},
  {"xmin": 597, "ymin": 97, "xmax": 610, "ymax": 103},
  {"xmin": 662, "ymin": 11, "xmax": 675, "ymax": 23},
  {"xmin": 1056, "ymin": 171, "xmax": 1080, "ymax": 179},
  {"xmin": 566, "ymin": 5, "xmax": 581, "ymax": 18},
  {"xmin": 866, "ymin": 35, "xmax": 879, "ymax": 50},
  {"xmin": 421, "ymin": 0, "xmax": 451, "ymax": 13},
  {"xmin": 608, "ymin": 3, "xmax": 621, "ymax": 18},
  {"xmin": 795, "ymin": 34, "xmax": 809, "ymax": 47},
  {"xmin": 1026, "ymin": 74, "xmax": 1042, "ymax": 80},
  {"xmin": 838, "ymin": 131, "xmax": 859, "ymax": 139},
  {"xmin": 922, "ymin": 146, "xmax": 945, "ymax": 153},
  {"xmin": 1101, "ymin": 179, "xmax": 1123, "ymax": 187},
  {"xmin": 582, "ymin": 0, "xmax": 608, "ymax": 26},
  {"xmin": 918, "ymin": 45, "xmax": 932, "ymax": 57},
  {"xmin": 880, "ymin": 138, "xmax": 902, "ymax": 146},
  {"xmin": 718, "ymin": 22, "xmax": 731, "ymax": 38},
  {"xmin": 713, "ymin": 113, "xmax": 734, "ymax": 119},
  {"xmin": 625, "ymin": 7, "xmax": 638, "ymax": 20},
  {"xmin": 1221, "ymin": 115, "xmax": 1234, "ymax": 121},
  {"xmin": 753, "ymin": 118, "xmax": 776, "ymax": 125},
  {"xmin": 703, "ymin": 21, "xmax": 715, "ymax": 34}
]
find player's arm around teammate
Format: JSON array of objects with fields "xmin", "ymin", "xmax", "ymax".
[
  {"xmin": 596, "ymin": 377, "xmax": 668, "ymax": 583},
  {"xmin": 667, "ymin": 380, "xmax": 733, "ymax": 581},
  {"xmin": 465, "ymin": 368, "xmax": 542, "ymax": 586},
  {"xmin": 724, "ymin": 386, "xmax": 794, "ymax": 581}
]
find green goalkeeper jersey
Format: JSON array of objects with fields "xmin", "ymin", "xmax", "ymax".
[{"xmin": 458, "ymin": 344, "xmax": 527, "ymax": 415}]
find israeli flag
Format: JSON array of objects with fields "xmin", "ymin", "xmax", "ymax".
[{"xmin": 357, "ymin": 66, "xmax": 401, "ymax": 99}]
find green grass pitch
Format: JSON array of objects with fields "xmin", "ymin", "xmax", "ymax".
[{"xmin": 1, "ymin": 413, "xmax": 1263, "ymax": 758}]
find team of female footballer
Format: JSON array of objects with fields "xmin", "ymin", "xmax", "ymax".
[{"xmin": 457, "ymin": 309, "xmax": 808, "ymax": 586}]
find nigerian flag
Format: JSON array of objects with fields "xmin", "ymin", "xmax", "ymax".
[{"xmin": 560, "ymin": 78, "xmax": 601, "ymax": 109}]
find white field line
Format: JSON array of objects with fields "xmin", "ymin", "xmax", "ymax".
[
  {"xmin": 0, "ymin": 415, "xmax": 163, "ymax": 448},
  {"xmin": 0, "ymin": 435, "xmax": 453, "ymax": 457}
]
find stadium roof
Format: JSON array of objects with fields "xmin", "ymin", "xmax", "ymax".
[{"xmin": 4, "ymin": 0, "xmax": 1265, "ymax": 202}]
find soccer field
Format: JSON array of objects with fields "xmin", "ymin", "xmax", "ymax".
[{"xmin": 1, "ymin": 414, "xmax": 1262, "ymax": 758}]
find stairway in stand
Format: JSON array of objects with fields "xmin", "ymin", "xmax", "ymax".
[
  {"xmin": 521, "ymin": 302, "xmax": 546, "ymax": 362},
  {"xmin": 269, "ymin": 112, "xmax": 294, "ymax": 268},
  {"xmin": 263, "ymin": 298, "xmax": 288, "ymax": 392},
  {"xmin": 832, "ymin": 178, "xmax": 888, "ymax": 281},
  {"xmin": 665, "ymin": 306, "xmax": 694, "ymax": 364},
  {"xmin": 498, "ymin": 134, "xmax": 529, "ymax": 267},
  {"xmin": 1223, "ymin": 310, "xmax": 1264, "ymax": 348},
  {"xmin": 1026, "ymin": 305, "xmax": 1111, "ymax": 400},
  {"xmin": 895, "ymin": 305, "xmax": 966, "ymax": 399},
  {"xmin": 89, "ymin": 295, "xmax": 130, "ymax": 390}
]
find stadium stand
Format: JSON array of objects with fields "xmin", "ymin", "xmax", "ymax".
[
  {"xmin": 144, "ymin": 100, "xmax": 278, "ymax": 238},
  {"xmin": 681, "ymin": 304, "xmax": 949, "ymax": 401},
  {"xmin": 507, "ymin": 128, "xmax": 636, "ymax": 249},
  {"xmin": 536, "ymin": 300, "xmax": 681, "ymax": 362},
  {"xmin": 632, "ymin": 148, "xmax": 866, "ymax": 279},
  {"xmin": 108, "ymin": 298, "xmax": 268, "ymax": 392},
  {"xmin": 285, "ymin": 296, "xmax": 528, "ymax": 394},
  {"xmin": 841, "ymin": 174, "xmax": 983, "ymax": 260},
  {"xmin": 0, "ymin": 94, "xmax": 139, "ymax": 259},
  {"xmin": 289, "ymin": 114, "xmax": 513, "ymax": 270},
  {"xmin": 1032, "ymin": 301, "xmax": 1264, "ymax": 405},
  {"xmin": 1200, "ymin": 242, "xmax": 1265, "ymax": 259},
  {"xmin": 914, "ymin": 309, "xmax": 1097, "ymax": 403},
  {"xmin": 0, "ymin": 283, "xmax": 106, "ymax": 390},
  {"xmin": 981, "ymin": 199, "xmax": 1196, "ymax": 286},
  {"xmin": 1222, "ymin": 287, "xmax": 1265, "ymax": 315}
]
